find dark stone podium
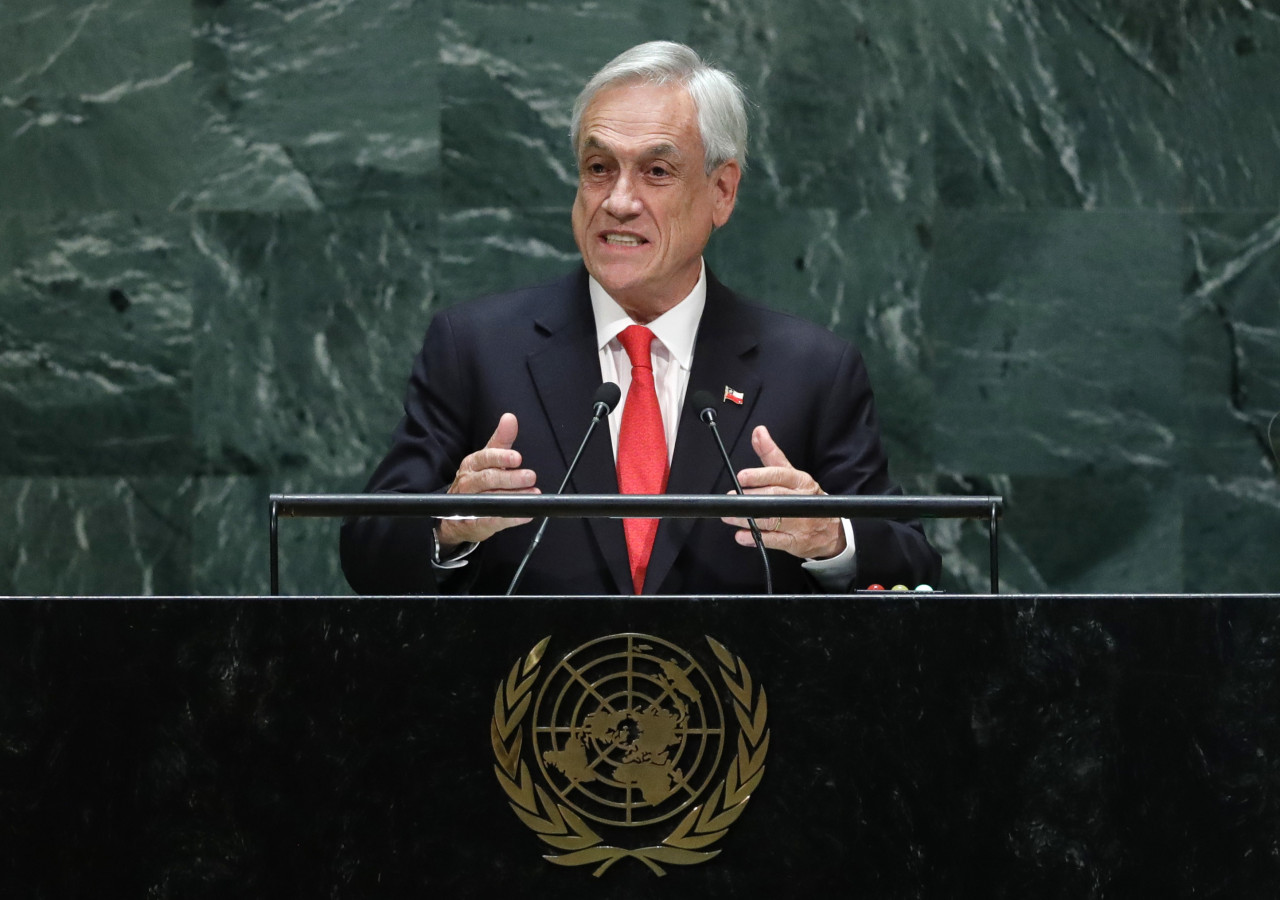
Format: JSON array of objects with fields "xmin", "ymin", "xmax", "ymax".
[{"xmin": 3, "ymin": 592, "xmax": 1279, "ymax": 898}]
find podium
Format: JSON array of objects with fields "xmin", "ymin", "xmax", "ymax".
[{"xmin": 4, "ymin": 591, "xmax": 1280, "ymax": 896}]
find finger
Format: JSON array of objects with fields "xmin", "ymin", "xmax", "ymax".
[
  {"xmin": 736, "ymin": 468, "xmax": 809, "ymax": 490},
  {"xmin": 473, "ymin": 463, "xmax": 538, "ymax": 490},
  {"xmin": 464, "ymin": 413, "xmax": 523, "ymax": 471},
  {"xmin": 751, "ymin": 425, "xmax": 792, "ymax": 469},
  {"xmin": 734, "ymin": 525, "xmax": 796, "ymax": 553},
  {"xmin": 485, "ymin": 412, "xmax": 519, "ymax": 450},
  {"xmin": 452, "ymin": 461, "xmax": 536, "ymax": 496}
]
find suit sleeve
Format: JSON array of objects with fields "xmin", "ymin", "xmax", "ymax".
[
  {"xmin": 339, "ymin": 310, "xmax": 477, "ymax": 595},
  {"xmin": 810, "ymin": 342, "xmax": 942, "ymax": 590}
]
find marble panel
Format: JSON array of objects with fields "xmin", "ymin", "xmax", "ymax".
[
  {"xmin": 925, "ymin": 209, "xmax": 1182, "ymax": 477},
  {"xmin": 707, "ymin": 202, "xmax": 936, "ymax": 473},
  {"xmin": 1000, "ymin": 471, "xmax": 1182, "ymax": 593},
  {"xmin": 1184, "ymin": 475, "xmax": 1280, "ymax": 594},
  {"xmin": 932, "ymin": 0, "xmax": 1184, "ymax": 209},
  {"xmin": 192, "ymin": 210, "xmax": 437, "ymax": 481},
  {"xmin": 1178, "ymin": 1, "xmax": 1280, "ymax": 209},
  {"xmin": 0, "ymin": 0, "xmax": 195, "ymax": 212},
  {"xmin": 0, "ymin": 477, "xmax": 191, "ymax": 595},
  {"xmin": 192, "ymin": 0, "xmax": 440, "ymax": 211},
  {"xmin": 1182, "ymin": 212, "xmax": 1280, "ymax": 478},
  {"xmin": 0, "ymin": 212, "xmax": 193, "ymax": 476},
  {"xmin": 442, "ymin": 1, "xmax": 935, "ymax": 215},
  {"xmin": 193, "ymin": 475, "xmax": 349, "ymax": 597},
  {"xmin": 437, "ymin": 205, "xmax": 579, "ymax": 304},
  {"xmin": 439, "ymin": 2, "xmax": 682, "ymax": 212},
  {"xmin": 916, "ymin": 471, "xmax": 1181, "ymax": 594},
  {"xmin": 691, "ymin": 0, "xmax": 936, "ymax": 212}
]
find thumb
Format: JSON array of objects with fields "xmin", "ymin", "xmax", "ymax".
[
  {"xmin": 485, "ymin": 412, "xmax": 519, "ymax": 450},
  {"xmin": 751, "ymin": 425, "xmax": 792, "ymax": 468}
]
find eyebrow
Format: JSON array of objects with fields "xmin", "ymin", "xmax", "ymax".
[
  {"xmin": 581, "ymin": 137, "xmax": 683, "ymax": 160},
  {"xmin": 645, "ymin": 143, "xmax": 681, "ymax": 160}
]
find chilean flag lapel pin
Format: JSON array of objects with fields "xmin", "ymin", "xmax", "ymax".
[{"xmin": 723, "ymin": 385, "xmax": 745, "ymax": 405}]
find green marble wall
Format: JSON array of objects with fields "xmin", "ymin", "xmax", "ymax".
[{"xmin": 2, "ymin": 0, "xmax": 1277, "ymax": 595}]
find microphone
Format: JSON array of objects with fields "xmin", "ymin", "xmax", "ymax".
[
  {"xmin": 505, "ymin": 382, "xmax": 621, "ymax": 595},
  {"xmin": 690, "ymin": 389, "xmax": 773, "ymax": 594}
]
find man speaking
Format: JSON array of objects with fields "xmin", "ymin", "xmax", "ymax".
[{"xmin": 340, "ymin": 41, "xmax": 940, "ymax": 596}]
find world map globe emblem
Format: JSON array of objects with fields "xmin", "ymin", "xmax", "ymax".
[{"xmin": 532, "ymin": 633, "xmax": 726, "ymax": 827}]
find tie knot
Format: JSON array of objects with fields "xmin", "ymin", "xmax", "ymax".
[{"xmin": 618, "ymin": 324, "xmax": 656, "ymax": 369}]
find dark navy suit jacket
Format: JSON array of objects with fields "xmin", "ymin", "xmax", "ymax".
[{"xmin": 340, "ymin": 267, "xmax": 940, "ymax": 595}]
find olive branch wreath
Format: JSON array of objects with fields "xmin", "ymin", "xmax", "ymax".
[{"xmin": 490, "ymin": 635, "xmax": 770, "ymax": 877}]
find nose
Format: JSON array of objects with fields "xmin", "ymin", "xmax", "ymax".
[{"xmin": 601, "ymin": 172, "xmax": 642, "ymax": 220}]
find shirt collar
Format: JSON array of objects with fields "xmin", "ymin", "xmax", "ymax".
[{"xmin": 588, "ymin": 260, "xmax": 705, "ymax": 370}]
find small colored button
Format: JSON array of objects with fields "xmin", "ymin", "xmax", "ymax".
[
  {"xmin": 891, "ymin": 584, "xmax": 910, "ymax": 591},
  {"xmin": 866, "ymin": 584, "xmax": 885, "ymax": 590},
  {"xmin": 914, "ymin": 584, "xmax": 934, "ymax": 592}
]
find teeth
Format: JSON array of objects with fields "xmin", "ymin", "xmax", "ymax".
[{"xmin": 605, "ymin": 234, "xmax": 643, "ymax": 246}]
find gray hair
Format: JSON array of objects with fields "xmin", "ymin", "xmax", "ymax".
[{"xmin": 570, "ymin": 41, "xmax": 748, "ymax": 174}]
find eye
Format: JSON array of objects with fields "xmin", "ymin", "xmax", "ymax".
[{"xmin": 649, "ymin": 165, "xmax": 670, "ymax": 178}]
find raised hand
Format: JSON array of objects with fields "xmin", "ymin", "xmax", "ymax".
[
  {"xmin": 721, "ymin": 425, "xmax": 846, "ymax": 561},
  {"xmin": 438, "ymin": 413, "xmax": 540, "ymax": 550}
]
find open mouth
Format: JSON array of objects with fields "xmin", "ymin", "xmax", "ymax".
[{"xmin": 603, "ymin": 233, "xmax": 646, "ymax": 247}]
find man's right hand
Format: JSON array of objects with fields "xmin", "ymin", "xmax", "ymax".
[{"xmin": 438, "ymin": 413, "xmax": 539, "ymax": 551}]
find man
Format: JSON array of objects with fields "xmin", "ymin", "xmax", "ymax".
[{"xmin": 340, "ymin": 41, "xmax": 940, "ymax": 596}]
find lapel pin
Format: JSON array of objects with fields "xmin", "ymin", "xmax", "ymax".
[{"xmin": 723, "ymin": 386, "xmax": 744, "ymax": 405}]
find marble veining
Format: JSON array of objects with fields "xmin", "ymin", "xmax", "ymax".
[{"xmin": 0, "ymin": 1, "xmax": 1277, "ymax": 594}]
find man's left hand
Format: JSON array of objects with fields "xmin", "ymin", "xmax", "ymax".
[{"xmin": 721, "ymin": 425, "xmax": 846, "ymax": 561}]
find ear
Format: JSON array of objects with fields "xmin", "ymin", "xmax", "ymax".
[{"xmin": 709, "ymin": 160, "xmax": 741, "ymax": 228}]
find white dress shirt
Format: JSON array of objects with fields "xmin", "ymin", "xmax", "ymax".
[{"xmin": 588, "ymin": 266, "xmax": 704, "ymax": 462}]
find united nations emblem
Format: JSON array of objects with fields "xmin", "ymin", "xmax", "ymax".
[{"xmin": 491, "ymin": 633, "xmax": 769, "ymax": 876}]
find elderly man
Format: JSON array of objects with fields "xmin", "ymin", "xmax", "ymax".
[{"xmin": 340, "ymin": 41, "xmax": 940, "ymax": 595}]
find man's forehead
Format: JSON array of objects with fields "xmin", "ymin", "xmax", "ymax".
[{"xmin": 576, "ymin": 82, "xmax": 702, "ymax": 155}]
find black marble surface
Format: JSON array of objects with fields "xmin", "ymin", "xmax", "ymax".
[
  {"xmin": 1, "ymin": 2, "xmax": 1278, "ymax": 595},
  {"xmin": 2, "ymin": 594, "xmax": 1278, "ymax": 897}
]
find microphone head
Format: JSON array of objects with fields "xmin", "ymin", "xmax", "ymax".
[
  {"xmin": 593, "ymin": 381, "xmax": 622, "ymax": 414},
  {"xmin": 690, "ymin": 389, "xmax": 718, "ymax": 424}
]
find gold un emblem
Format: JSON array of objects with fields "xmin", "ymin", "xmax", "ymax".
[{"xmin": 491, "ymin": 633, "xmax": 770, "ymax": 876}]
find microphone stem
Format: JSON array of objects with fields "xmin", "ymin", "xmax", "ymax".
[
  {"xmin": 705, "ymin": 417, "xmax": 773, "ymax": 595},
  {"xmin": 557, "ymin": 403, "xmax": 609, "ymax": 494},
  {"xmin": 505, "ymin": 405, "xmax": 608, "ymax": 596}
]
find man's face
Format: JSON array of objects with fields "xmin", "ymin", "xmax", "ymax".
[{"xmin": 571, "ymin": 81, "xmax": 740, "ymax": 322}]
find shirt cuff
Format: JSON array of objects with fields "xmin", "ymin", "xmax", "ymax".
[
  {"xmin": 801, "ymin": 517, "xmax": 857, "ymax": 590},
  {"xmin": 432, "ymin": 528, "xmax": 478, "ymax": 570}
]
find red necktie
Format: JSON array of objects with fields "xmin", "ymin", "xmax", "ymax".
[{"xmin": 617, "ymin": 325, "xmax": 669, "ymax": 594}]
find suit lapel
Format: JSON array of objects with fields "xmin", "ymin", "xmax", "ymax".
[
  {"xmin": 643, "ymin": 276, "xmax": 762, "ymax": 594},
  {"xmin": 526, "ymin": 273, "xmax": 630, "ymax": 595}
]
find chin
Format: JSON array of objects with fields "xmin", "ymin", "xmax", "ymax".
[{"xmin": 592, "ymin": 268, "xmax": 649, "ymax": 299}]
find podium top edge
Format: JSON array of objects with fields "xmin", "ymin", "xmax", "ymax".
[{"xmin": 268, "ymin": 493, "xmax": 1005, "ymax": 519}]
